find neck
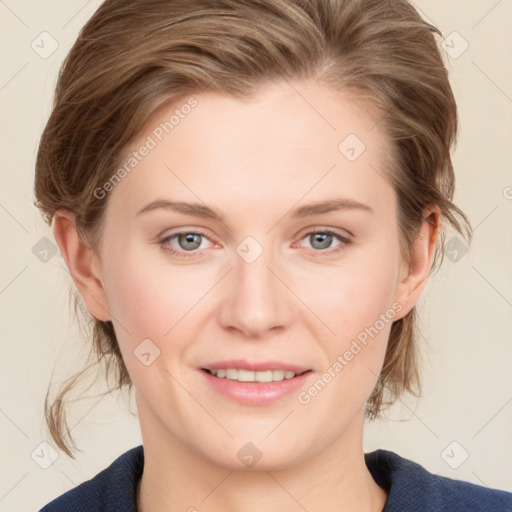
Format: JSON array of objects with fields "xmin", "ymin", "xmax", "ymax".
[{"xmin": 135, "ymin": 403, "xmax": 387, "ymax": 512}]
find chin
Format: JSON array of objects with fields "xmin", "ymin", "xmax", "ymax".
[{"xmin": 199, "ymin": 437, "xmax": 311, "ymax": 472}]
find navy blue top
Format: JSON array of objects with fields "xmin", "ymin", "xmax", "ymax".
[{"xmin": 39, "ymin": 445, "xmax": 512, "ymax": 511}]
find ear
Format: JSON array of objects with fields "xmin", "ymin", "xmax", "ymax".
[
  {"xmin": 52, "ymin": 210, "xmax": 111, "ymax": 322},
  {"xmin": 393, "ymin": 205, "xmax": 440, "ymax": 319}
]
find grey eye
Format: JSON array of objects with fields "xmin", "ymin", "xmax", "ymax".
[
  {"xmin": 177, "ymin": 233, "xmax": 203, "ymax": 250},
  {"xmin": 307, "ymin": 232, "xmax": 336, "ymax": 250}
]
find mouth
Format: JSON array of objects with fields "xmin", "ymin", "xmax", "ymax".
[
  {"xmin": 199, "ymin": 360, "xmax": 313, "ymax": 404},
  {"xmin": 202, "ymin": 368, "xmax": 311, "ymax": 383},
  {"xmin": 200, "ymin": 366, "xmax": 313, "ymax": 404}
]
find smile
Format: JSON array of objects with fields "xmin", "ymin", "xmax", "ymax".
[
  {"xmin": 201, "ymin": 367, "xmax": 313, "ymax": 405},
  {"xmin": 204, "ymin": 368, "xmax": 304, "ymax": 382}
]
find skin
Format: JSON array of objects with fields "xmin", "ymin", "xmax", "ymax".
[{"xmin": 53, "ymin": 79, "xmax": 439, "ymax": 512}]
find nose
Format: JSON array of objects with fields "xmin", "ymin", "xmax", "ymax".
[{"xmin": 216, "ymin": 238, "xmax": 295, "ymax": 338}]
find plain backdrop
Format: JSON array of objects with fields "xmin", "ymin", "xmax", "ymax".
[{"xmin": 1, "ymin": 1, "xmax": 511, "ymax": 510}]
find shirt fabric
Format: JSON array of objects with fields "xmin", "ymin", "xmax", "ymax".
[{"xmin": 39, "ymin": 445, "xmax": 512, "ymax": 511}]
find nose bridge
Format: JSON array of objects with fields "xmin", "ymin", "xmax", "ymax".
[{"xmin": 218, "ymin": 234, "xmax": 292, "ymax": 336}]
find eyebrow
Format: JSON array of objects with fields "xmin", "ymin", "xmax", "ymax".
[{"xmin": 136, "ymin": 197, "xmax": 373, "ymax": 220}]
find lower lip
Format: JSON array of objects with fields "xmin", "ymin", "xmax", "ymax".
[{"xmin": 201, "ymin": 369, "xmax": 312, "ymax": 405}]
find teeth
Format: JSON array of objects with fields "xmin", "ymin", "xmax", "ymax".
[{"xmin": 208, "ymin": 368, "xmax": 299, "ymax": 382}]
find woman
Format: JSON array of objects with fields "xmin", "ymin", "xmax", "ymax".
[{"xmin": 35, "ymin": 0, "xmax": 512, "ymax": 510}]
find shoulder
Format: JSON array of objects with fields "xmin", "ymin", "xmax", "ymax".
[
  {"xmin": 365, "ymin": 449, "xmax": 512, "ymax": 512},
  {"xmin": 38, "ymin": 445, "xmax": 144, "ymax": 512}
]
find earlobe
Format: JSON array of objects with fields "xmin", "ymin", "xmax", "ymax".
[
  {"xmin": 393, "ymin": 206, "xmax": 440, "ymax": 319},
  {"xmin": 52, "ymin": 210, "xmax": 111, "ymax": 322}
]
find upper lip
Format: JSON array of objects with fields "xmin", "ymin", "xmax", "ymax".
[{"xmin": 202, "ymin": 359, "xmax": 311, "ymax": 374}]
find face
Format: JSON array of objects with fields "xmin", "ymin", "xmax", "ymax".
[{"xmin": 90, "ymin": 80, "xmax": 412, "ymax": 470}]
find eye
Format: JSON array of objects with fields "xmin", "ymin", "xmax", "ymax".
[
  {"xmin": 296, "ymin": 229, "xmax": 351, "ymax": 255},
  {"xmin": 159, "ymin": 228, "xmax": 352, "ymax": 259},
  {"xmin": 159, "ymin": 230, "xmax": 213, "ymax": 258}
]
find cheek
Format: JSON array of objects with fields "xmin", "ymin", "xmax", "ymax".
[
  {"xmin": 297, "ymin": 265, "xmax": 398, "ymax": 413},
  {"xmin": 296, "ymin": 252, "xmax": 401, "ymax": 342},
  {"xmin": 101, "ymin": 251, "xmax": 211, "ymax": 398},
  {"xmin": 293, "ymin": 243, "xmax": 401, "ymax": 404},
  {"xmin": 102, "ymin": 247, "xmax": 216, "ymax": 346}
]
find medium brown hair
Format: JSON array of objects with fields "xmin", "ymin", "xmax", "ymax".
[{"xmin": 34, "ymin": 0, "xmax": 472, "ymax": 457}]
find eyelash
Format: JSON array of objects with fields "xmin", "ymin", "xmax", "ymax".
[{"xmin": 159, "ymin": 229, "xmax": 351, "ymax": 259}]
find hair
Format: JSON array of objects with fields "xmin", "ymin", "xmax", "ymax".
[{"xmin": 34, "ymin": 0, "xmax": 472, "ymax": 458}]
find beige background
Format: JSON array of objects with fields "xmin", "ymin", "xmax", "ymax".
[{"xmin": 1, "ymin": 1, "xmax": 511, "ymax": 510}]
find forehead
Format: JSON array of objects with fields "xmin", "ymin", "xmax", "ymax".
[{"xmin": 107, "ymin": 79, "xmax": 394, "ymax": 221}]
